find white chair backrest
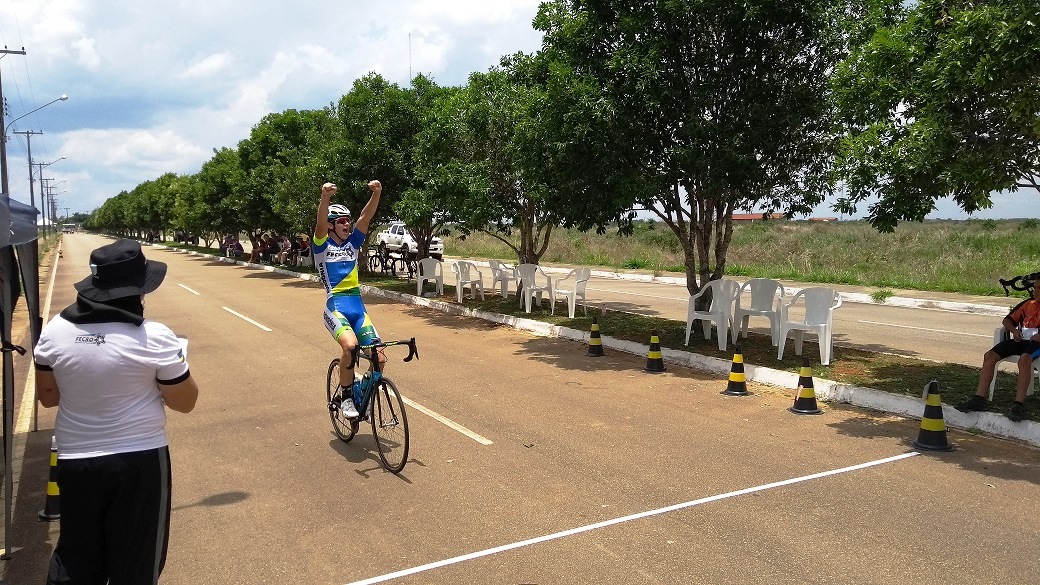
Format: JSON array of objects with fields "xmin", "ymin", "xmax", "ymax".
[
  {"xmin": 743, "ymin": 278, "xmax": 783, "ymax": 311},
  {"xmin": 516, "ymin": 263, "xmax": 541, "ymax": 283},
  {"xmin": 574, "ymin": 267, "xmax": 591, "ymax": 293},
  {"xmin": 456, "ymin": 260, "xmax": 475, "ymax": 280},
  {"xmin": 707, "ymin": 279, "xmax": 740, "ymax": 312},
  {"xmin": 800, "ymin": 287, "xmax": 840, "ymax": 325},
  {"xmin": 419, "ymin": 257, "xmax": 441, "ymax": 277}
]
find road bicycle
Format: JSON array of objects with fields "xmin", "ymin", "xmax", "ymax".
[
  {"xmin": 326, "ymin": 338, "xmax": 417, "ymax": 473},
  {"xmin": 999, "ymin": 271, "xmax": 1040, "ymax": 296},
  {"xmin": 366, "ymin": 247, "xmax": 417, "ymax": 279}
]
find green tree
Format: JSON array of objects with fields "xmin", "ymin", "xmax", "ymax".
[
  {"xmin": 535, "ymin": 0, "xmax": 841, "ymax": 294},
  {"xmin": 833, "ymin": 0, "xmax": 1040, "ymax": 231},
  {"xmin": 453, "ymin": 58, "xmax": 561, "ymax": 264}
]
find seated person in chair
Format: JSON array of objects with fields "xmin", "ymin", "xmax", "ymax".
[{"xmin": 957, "ymin": 284, "xmax": 1040, "ymax": 422}]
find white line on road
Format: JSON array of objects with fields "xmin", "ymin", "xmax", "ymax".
[
  {"xmin": 178, "ymin": 284, "xmax": 200, "ymax": 295},
  {"xmin": 344, "ymin": 451, "xmax": 921, "ymax": 585},
  {"xmin": 400, "ymin": 397, "xmax": 493, "ymax": 445},
  {"xmin": 858, "ymin": 320, "xmax": 991, "ymax": 338},
  {"xmin": 587, "ymin": 286, "xmax": 684, "ymax": 302},
  {"xmin": 222, "ymin": 307, "xmax": 272, "ymax": 332}
]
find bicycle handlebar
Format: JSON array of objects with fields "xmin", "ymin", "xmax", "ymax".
[
  {"xmin": 352, "ymin": 337, "xmax": 419, "ymax": 366},
  {"xmin": 999, "ymin": 272, "xmax": 1040, "ymax": 296}
]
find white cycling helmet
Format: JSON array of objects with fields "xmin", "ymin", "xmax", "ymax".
[{"xmin": 327, "ymin": 204, "xmax": 351, "ymax": 220}]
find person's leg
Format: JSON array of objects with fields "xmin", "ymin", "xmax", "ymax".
[
  {"xmin": 975, "ymin": 349, "xmax": 1003, "ymax": 397},
  {"xmin": 105, "ymin": 448, "xmax": 171, "ymax": 585},
  {"xmin": 47, "ymin": 457, "xmax": 109, "ymax": 585},
  {"xmin": 1015, "ymin": 353, "xmax": 1033, "ymax": 403}
]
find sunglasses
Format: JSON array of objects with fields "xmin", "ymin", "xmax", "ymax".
[{"xmin": 329, "ymin": 217, "xmax": 352, "ymax": 225}]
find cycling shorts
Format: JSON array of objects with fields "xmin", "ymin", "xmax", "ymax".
[{"xmin": 323, "ymin": 294, "xmax": 380, "ymax": 346}]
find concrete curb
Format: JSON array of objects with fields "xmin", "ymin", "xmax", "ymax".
[{"xmin": 156, "ymin": 244, "xmax": 1039, "ymax": 448}]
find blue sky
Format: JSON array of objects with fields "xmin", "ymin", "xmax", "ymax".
[{"xmin": 1, "ymin": 1, "xmax": 1035, "ymax": 221}]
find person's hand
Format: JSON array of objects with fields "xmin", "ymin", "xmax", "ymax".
[
  {"xmin": 322, "ymin": 182, "xmax": 337, "ymax": 198},
  {"xmin": 1012, "ymin": 329, "xmax": 1023, "ymax": 341},
  {"xmin": 368, "ymin": 180, "xmax": 382, "ymax": 195}
]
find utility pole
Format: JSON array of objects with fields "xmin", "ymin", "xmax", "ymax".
[
  {"xmin": 0, "ymin": 47, "xmax": 27, "ymax": 201},
  {"xmin": 13, "ymin": 130, "xmax": 41, "ymax": 209}
]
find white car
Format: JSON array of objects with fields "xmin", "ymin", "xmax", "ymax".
[{"xmin": 375, "ymin": 222, "xmax": 444, "ymax": 260}]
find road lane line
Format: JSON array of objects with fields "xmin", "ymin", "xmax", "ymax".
[
  {"xmin": 400, "ymin": 397, "xmax": 493, "ymax": 445},
  {"xmin": 858, "ymin": 320, "xmax": 991, "ymax": 338},
  {"xmin": 587, "ymin": 286, "xmax": 684, "ymax": 302},
  {"xmin": 344, "ymin": 451, "xmax": 920, "ymax": 585},
  {"xmin": 178, "ymin": 284, "xmax": 200, "ymax": 295},
  {"xmin": 221, "ymin": 307, "xmax": 272, "ymax": 332}
]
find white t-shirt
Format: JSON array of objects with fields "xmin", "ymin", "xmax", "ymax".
[{"xmin": 34, "ymin": 315, "xmax": 190, "ymax": 459}]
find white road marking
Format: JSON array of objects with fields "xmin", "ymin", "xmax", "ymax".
[
  {"xmin": 858, "ymin": 320, "xmax": 991, "ymax": 338},
  {"xmin": 178, "ymin": 284, "xmax": 200, "ymax": 295},
  {"xmin": 221, "ymin": 307, "xmax": 272, "ymax": 332},
  {"xmin": 400, "ymin": 397, "xmax": 493, "ymax": 445},
  {"xmin": 344, "ymin": 452, "xmax": 920, "ymax": 585},
  {"xmin": 587, "ymin": 286, "xmax": 684, "ymax": 302}
]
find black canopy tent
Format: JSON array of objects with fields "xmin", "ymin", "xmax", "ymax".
[{"xmin": 0, "ymin": 196, "xmax": 42, "ymax": 558}]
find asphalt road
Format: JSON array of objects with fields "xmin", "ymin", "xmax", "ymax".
[{"xmin": 2, "ymin": 234, "xmax": 1038, "ymax": 585}]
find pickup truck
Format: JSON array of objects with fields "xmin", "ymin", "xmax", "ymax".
[{"xmin": 375, "ymin": 222, "xmax": 444, "ymax": 260}]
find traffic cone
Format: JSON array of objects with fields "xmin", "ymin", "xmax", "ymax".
[
  {"xmin": 644, "ymin": 330, "xmax": 665, "ymax": 372},
  {"xmin": 38, "ymin": 436, "xmax": 60, "ymax": 522},
  {"xmin": 912, "ymin": 380, "xmax": 954, "ymax": 452},
  {"xmin": 586, "ymin": 316, "xmax": 605, "ymax": 357},
  {"xmin": 789, "ymin": 356, "xmax": 822, "ymax": 414},
  {"xmin": 722, "ymin": 345, "xmax": 750, "ymax": 396}
]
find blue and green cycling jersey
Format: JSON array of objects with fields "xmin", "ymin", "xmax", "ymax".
[{"xmin": 312, "ymin": 229, "xmax": 366, "ymax": 297}]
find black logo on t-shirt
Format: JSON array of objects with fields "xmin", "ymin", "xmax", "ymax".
[{"xmin": 75, "ymin": 334, "xmax": 106, "ymax": 346}]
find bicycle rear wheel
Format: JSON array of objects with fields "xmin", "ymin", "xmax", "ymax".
[
  {"xmin": 370, "ymin": 378, "xmax": 409, "ymax": 473},
  {"xmin": 327, "ymin": 359, "xmax": 358, "ymax": 442}
]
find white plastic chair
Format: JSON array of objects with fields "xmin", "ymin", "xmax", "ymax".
[
  {"xmin": 777, "ymin": 287, "xmax": 842, "ymax": 365},
  {"xmin": 451, "ymin": 260, "xmax": 485, "ymax": 303},
  {"xmin": 552, "ymin": 267, "xmax": 591, "ymax": 318},
  {"xmin": 515, "ymin": 263, "xmax": 553, "ymax": 313},
  {"xmin": 732, "ymin": 278, "xmax": 785, "ymax": 346},
  {"xmin": 488, "ymin": 259, "xmax": 517, "ymax": 298},
  {"xmin": 988, "ymin": 327, "xmax": 1038, "ymax": 401},
  {"xmin": 416, "ymin": 257, "xmax": 444, "ymax": 296},
  {"xmin": 685, "ymin": 278, "xmax": 740, "ymax": 351}
]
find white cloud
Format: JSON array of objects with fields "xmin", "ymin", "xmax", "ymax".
[{"xmin": 179, "ymin": 52, "xmax": 235, "ymax": 79}]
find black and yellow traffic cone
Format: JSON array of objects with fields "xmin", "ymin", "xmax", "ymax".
[
  {"xmin": 912, "ymin": 380, "xmax": 954, "ymax": 452},
  {"xmin": 38, "ymin": 436, "xmax": 60, "ymax": 522},
  {"xmin": 644, "ymin": 330, "xmax": 665, "ymax": 372},
  {"xmin": 587, "ymin": 316, "xmax": 605, "ymax": 357},
  {"xmin": 722, "ymin": 345, "xmax": 750, "ymax": 396},
  {"xmin": 789, "ymin": 356, "xmax": 822, "ymax": 414}
]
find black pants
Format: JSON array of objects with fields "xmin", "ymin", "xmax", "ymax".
[{"xmin": 47, "ymin": 447, "xmax": 172, "ymax": 585}]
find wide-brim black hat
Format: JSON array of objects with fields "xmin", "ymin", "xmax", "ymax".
[{"xmin": 74, "ymin": 239, "xmax": 167, "ymax": 302}]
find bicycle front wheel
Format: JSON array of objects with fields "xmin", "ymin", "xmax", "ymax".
[
  {"xmin": 370, "ymin": 378, "xmax": 409, "ymax": 473},
  {"xmin": 327, "ymin": 359, "xmax": 358, "ymax": 442}
]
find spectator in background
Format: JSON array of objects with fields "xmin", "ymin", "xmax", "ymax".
[
  {"xmin": 263, "ymin": 234, "xmax": 281, "ymax": 264},
  {"xmin": 957, "ymin": 284, "xmax": 1040, "ymax": 422},
  {"xmin": 249, "ymin": 234, "xmax": 268, "ymax": 264},
  {"xmin": 34, "ymin": 239, "xmax": 199, "ymax": 584}
]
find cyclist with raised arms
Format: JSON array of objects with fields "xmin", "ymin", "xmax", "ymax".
[{"xmin": 315, "ymin": 180, "xmax": 384, "ymax": 418}]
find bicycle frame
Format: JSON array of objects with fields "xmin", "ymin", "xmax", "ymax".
[{"xmin": 350, "ymin": 338, "xmax": 418, "ymax": 415}]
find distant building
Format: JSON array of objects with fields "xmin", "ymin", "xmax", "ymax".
[{"xmin": 732, "ymin": 213, "xmax": 785, "ymax": 222}]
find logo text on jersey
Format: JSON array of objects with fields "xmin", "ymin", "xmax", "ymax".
[{"xmin": 75, "ymin": 334, "xmax": 106, "ymax": 346}]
